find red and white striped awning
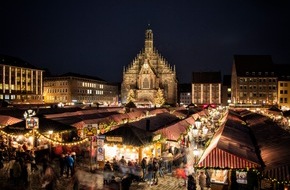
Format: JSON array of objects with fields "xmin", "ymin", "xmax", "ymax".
[
  {"xmin": 198, "ymin": 147, "xmax": 260, "ymax": 169},
  {"xmin": 262, "ymin": 165, "xmax": 290, "ymax": 181}
]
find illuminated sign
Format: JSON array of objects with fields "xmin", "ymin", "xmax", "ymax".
[
  {"xmin": 105, "ymin": 136, "xmax": 123, "ymax": 143},
  {"xmin": 236, "ymin": 171, "xmax": 247, "ymax": 184},
  {"xmin": 83, "ymin": 124, "xmax": 98, "ymax": 137},
  {"xmin": 26, "ymin": 117, "xmax": 39, "ymax": 129}
]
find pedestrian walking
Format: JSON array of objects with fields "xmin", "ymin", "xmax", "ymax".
[
  {"xmin": 141, "ymin": 157, "xmax": 147, "ymax": 181},
  {"xmin": 59, "ymin": 154, "xmax": 66, "ymax": 177},
  {"xmin": 41, "ymin": 164, "xmax": 57, "ymax": 190},
  {"xmin": 198, "ymin": 171, "xmax": 207, "ymax": 190},
  {"xmin": 152, "ymin": 158, "xmax": 159, "ymax": 185},
  {"xmin": 66, "ymin": 154, "xmax": 75, "ymax": 177},
  {"xmin": 187, "ymin": 174, "xmax": 196, "ymax": 190}
]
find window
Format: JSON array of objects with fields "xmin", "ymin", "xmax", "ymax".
[
  {"xmin": 280, "ymin": 98, "xmax": 283, "ymax": 103},
  {"xmin": 284, "ymin": 90, "xmax": 288, "ymax": 94},
  {"xmin": 280, "ymin": 90, "xmax": 283, "ymax": 94},
  {"xmin": 280, "ymin": 83, "xmax": 284, "ymax": 87},
  {"xmin": 284, "ymin": 98, "xmax": 288, "ymax": 103},
  {"xmin": 143, "ymin": 77, "xmax": 149, "ymax": 89}
]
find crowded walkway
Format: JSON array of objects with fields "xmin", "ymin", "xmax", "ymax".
[{"xmin": 0, "ymin": 151, "xmax": 212, "ymax": 190}]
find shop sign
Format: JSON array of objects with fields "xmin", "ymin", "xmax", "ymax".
[
  {"xmin": 106, "ymin": 136, "xmax": 123, "ymax": 143},
  {"xmin": 83, "ymin": 124, "xmax": 98, "ymax": 137},
  {"xmin": 236, "ymin": 171, "xmax": 247, "ymax": 184},
  {"xmin": 26, "ymin": 117, "xmax": 39, "ymax": 129},
  {"xmin": 152, "ymin": 134, "xmax": 161, "ymax": 142}
]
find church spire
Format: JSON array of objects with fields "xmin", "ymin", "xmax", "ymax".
[{"xmin": 145, "ymin": 25, "xmax": 153, "ymax": 53}]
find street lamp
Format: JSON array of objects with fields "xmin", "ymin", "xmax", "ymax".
[
  {"xmin": 48, "ymin": 130, "xmax": 53, "ymax": 160},
  {"xmin": 195, "ymin": 118, "xmax": 202, "ymax": 129},
  {"xmin": 193, "ymin": 147, "xmax": 199, "ymax": 173}
]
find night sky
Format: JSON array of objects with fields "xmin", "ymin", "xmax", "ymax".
[{"xmin": 1, "ymin": 1, "xmax": 290, "ymax": 83}]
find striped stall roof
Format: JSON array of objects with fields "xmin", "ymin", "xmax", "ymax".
[
  {"xmin": 198, "ymin": 147, "xmax": 260, "ymax": 169},
  {"xmin": 262, "ymin": 165, "xmax": 290, "ymax": 181}
]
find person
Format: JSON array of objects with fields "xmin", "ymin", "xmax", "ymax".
[
  {"xmin": 11, "ymin": 157, "xmax": 22, "ymax": 185},
  {"xmin": 145, "ymin": 158, "xmax": 153, "ymax": 186},
  {"xmin": 158, "ymin": 157, "xmax": 164, "ymax": 177},
  {"xmin": 71, "ymin": 152, "xmax": 76, "ymax": 168},
  {"xmin": 109, "ymin": 176, "xmax": 120, "ymax": 190},
  {"xmin": 121, "ymin": 173, "xmax": 132, "ymax": 190},
  {"xmin": 167, "ymin": 151, "xmax": 173, "ymax": 173},
  {"xmin": 141, "ymin": 157, "xmax": 147, "ymax": 181},
  {"xmin": 41, "ymin": 164, "xmax": 57, "ymax": 190},
  {"xmin": 119, "ymin": 156, "xmax": 126, "ymax": 165},
  {"xmin": 30, "ymin": 150, "xmax": 38, "ymax": 172},
  {"xmin": 71, "ymin": 168, "xmax": 80, "ymax": 190},
  {"xmin": 59, "ymin": 154, "xmax": 66, "ymax": 177},
  {"xmin": 198, "ymin": 171, "xmax": 207, "ymax": 190},
  {"xmin": 152, "ymin": 158, "xmax": 159, "ymax": 185},
  {"xmin": 103, "ymin": 161, "xmax": 113, "ymax": 185},
  {"xmin": 187, "ymin": 174, "xmax": 196, "ymax": 190},
  {"xmin": 66, "ymin": 154, "xmax": 75, "ymax": 177},
  {"xmin": 21, "ymin": 162, "xmax": 29, "ymax": 187},
  {"xmin": 205, "ymin": 169, "xmax": 211, "ymax": 188}
]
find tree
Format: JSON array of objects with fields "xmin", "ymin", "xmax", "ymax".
[
  {"xmin": 154, "ymin": 88, "xmax": 165, "ymax": 107},
  {"xmin": 126, "ymin": 89, "xmax": 135, "ymax": 103}
]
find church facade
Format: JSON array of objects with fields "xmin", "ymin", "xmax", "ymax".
[{"xmin": 121, "ymin": 28, "xmax": 178, "ymax": 106}]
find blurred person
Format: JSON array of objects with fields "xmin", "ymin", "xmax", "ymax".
[
  {"xmin": 30, "ymin": 150, "xmax": 38, "ymax": 172},
  {"xmin": 152, "ymin": 157, "xmax": 159, "ymax": 185},
  {"xmin": 109, "ymin": 176, "xmax": 120, "ymax": 190},
  {"xmin": 41, "ymin": 163, "xmax": 57, "ymax": 190},
  {"xmin": 119, "ymin": 156, "xmax": 126, "ymax": 165},
  {"xmin": 11, "ymin": 157, "xmax": 22, "ymax": 185},
  {"xmin": 66, "ymin": 154, "xmax": 75, "ymax": 177},
  {"xmin": 59, "ymin": 154, "xmax": 66, "ymax": 177},
  {"xmin": 187, "ymin": 174, "xmax": 196, "ymax": 190},
  {"xmin": 145, "ymin": 158, "xmax": 153, "ymax": 186},
  {"xmin": 198, "ymin": 171, "xmax": 207, "ymax": 190},
  {"xmin": 103, "ymin": 161, "xmax": 113, "ymax": 185},
  {"xmin": 141, "ymin": 157, "xmax": 147, "ymax": 181}
]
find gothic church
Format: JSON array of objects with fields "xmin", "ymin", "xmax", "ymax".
[{"xmin": 121, "ymin": 28, "xmax": 178, "ymax": 106}]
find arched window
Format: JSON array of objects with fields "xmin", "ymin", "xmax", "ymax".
[{"xmin": 143, "ymin": 77, "xmax": 150, "ymax": 89}]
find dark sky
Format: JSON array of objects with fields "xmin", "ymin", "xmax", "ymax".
[{"xmin": 1, "ymin": 1, "xmax": 290, "ymax": 83}]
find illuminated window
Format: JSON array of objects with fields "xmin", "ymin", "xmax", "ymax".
[{"xmin": 143, "ymin": 77, "xmax": 149, "ymax": 89}]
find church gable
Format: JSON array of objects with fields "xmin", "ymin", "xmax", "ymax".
[{"xmin": 121, "ymin": 27, "xmax": 177, "ymax": 105}]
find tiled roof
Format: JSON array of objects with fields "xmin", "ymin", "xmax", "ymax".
[
  {"xmin": 192, "ymin": 72, "xmax": 221, "ymax": 83},
  {"xmin": 233, "ymin": 55, "xmax": 275, "ymax": 76}
]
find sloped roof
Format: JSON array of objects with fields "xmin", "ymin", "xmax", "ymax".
[
  {"xmin": 130, "ymin": 112, "xmax": 180, "ymax": 132},
  {"xmin": 233, "ymin": 55, "xmax": 275, "ymax": 76},
  {"xmin": 0, "ymin": 115, "xmax": 22, "ymax": 126},
  {"xmin": 245, "ymin": 112, "xmax": 290, "ymax": 181},
  {"xmin": 192, "ymin": 72, "xmax": 222, "ymax": 83},
  {"xmin": 102, "ymin": 125, "xmax": 153, "ymax": 147},
  {"xmin": 154, "ymin": 121, "xmax": 188, "ymax": 141},
  {"xmin": 198, "ymin": 112, "xmax": 261, "ymax": 169},
  {"xmin": 0, "ymin": 54, "xmax": 42, "ymax": 70},
  {"xmin": 2, "ymin": 117, "xmax": 76, "ymax": 135}
]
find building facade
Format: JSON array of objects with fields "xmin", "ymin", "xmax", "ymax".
[
  {"xmin": 221, "ymin": 75, "xmax": 232, "ymax": 106},
  {"xmin": 44, "ymin": 73, "xmax": 118, "ymax": 106},
  {"xmin": 121, "ymin": 28, "xmax": 178, "ymax": 106},
  {"xmin": 192, "ymin": 72, "xmax": 222, "ymax": 105},
  {"xmin": 276, "ymin": 64, "xmax": 290, "ymax": 109},
  {"xmin": 178, "ymin": 83, "xmax": 192, "ymax": 106},
  {"xmin": 231, "ymin": 55, "xmax": 278, "ymax": 105},
  {"xmin": 0, "ymin": 55, "xmax": 44, "ymax": 104}
]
